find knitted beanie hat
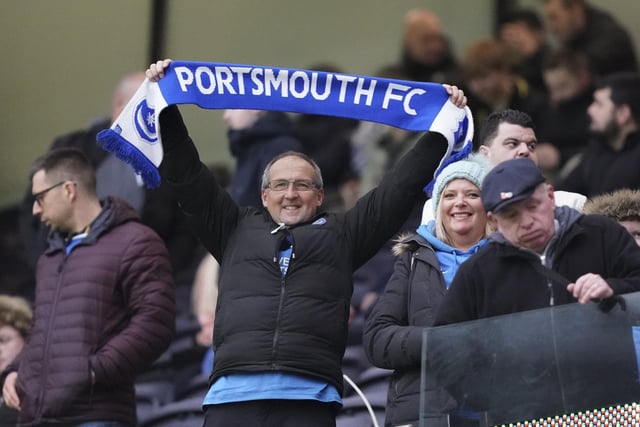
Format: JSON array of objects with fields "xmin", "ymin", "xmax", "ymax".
[{"xmin": 431, "ymin": 153, "xmax": 491, "ymax": 215}]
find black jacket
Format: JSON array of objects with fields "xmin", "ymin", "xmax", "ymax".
[
  {"xmin": 435, "ymin": 208, "xmax": 640, "ymax": 324},
  {"xmin": 568, "ymin": 5, "xmax": 638, "ymax": 78},
  {"xmin": 558, "ymin": 131, "xmax": 640, "ymax": 198},
  {"xmin": 363, "ymin": 234, "xmax": 455, "ymax": 427},
  {"xmin": 431, "ymin": 208, "xmax": 640, "ymax": 424},
  {"xmin": 158, "ymin": 105, "xmax": 448, "ymax": 395}
]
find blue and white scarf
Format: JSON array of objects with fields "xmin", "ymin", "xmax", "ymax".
[{"xmin": 97, "ymin": 60, "xmax": 472, "ymax": 188}]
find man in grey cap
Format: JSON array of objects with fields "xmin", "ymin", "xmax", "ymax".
[{"xmin": 434, "ymin": 157, "xmax": 640, "ymax": 324}]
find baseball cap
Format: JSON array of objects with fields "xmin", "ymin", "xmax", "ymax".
[{"xmin": 482, "ymin": 158, "xmax": 546, "ymax": 213}]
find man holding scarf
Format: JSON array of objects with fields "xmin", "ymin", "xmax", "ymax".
[{"xmin": 146, "ymin": 58, "xmax": 471, "ymax": 427}]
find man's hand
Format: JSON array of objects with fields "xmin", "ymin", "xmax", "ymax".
[
  {"xmin": 442, "ymin": 84, "xmax": 467, "ymax": 109},
  {"xmin": 146, "ymin": 58, "xmax": 173, "ymax": 82},
  {"xmin": 567, "ymin": 273, "xmax": 614, "ymax": 304},
  {"xmin": 423, "ymin": 84, "xmax": 475, "ymax": 194},
  {"xmin": 429, "ymin": 85, "xmax": 473, "ymax": 154},
  {"xmin": 2, "ymin": 371, "xmax": 21, "ymax": 410}
]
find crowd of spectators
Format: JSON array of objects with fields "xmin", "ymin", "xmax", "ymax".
[{"xmin": 1, "ymin": 2, "xmax": 639, "ymax": 426}]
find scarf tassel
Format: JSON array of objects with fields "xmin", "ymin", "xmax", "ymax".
[{"xmin": 97, "ymin": 129, "xmax": 161, "ymax": 188}]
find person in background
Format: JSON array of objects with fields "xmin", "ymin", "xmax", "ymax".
[
  {"xmin": 558, "ymin": 72, "xmax": 640, "ymax": 198},
  {"xmin": 542, "ymin": 0, "xmax": 638, "ymax": 78},
  {"xmin": 498, "ymin": 9, "xmax": 550, "ymax": 95},
  {"xmin": 18, "ymin": 72, "xmax": 146, "ymax": 270},
  {"xmin": 0, "ymin": 295, "xmax": 32, "ymax": 427},
  {"xmin": 225, "ymin": 108, "xmax": 303, "ymax": 208},
  {"xmin": 582, "ymin": 188, "xmax": 640, "ymax": 246},
  {"xmin": 477, "ymin": 109, "xmax": 586, "ymax": 210},
  {"xmin": 146, "ymin": 58, "xmax": 472, "ymax": 427},
  {"xmin": 19, "ymin": 72, "xmax": 201, "ymax": 288},
  {"xmin": 536, "ymin": 49, "xmax": 594, "ymax": 179},
  {"xmin": 395, "ymin": 9, "xmax": 462, "ymax": 85},
  {"xmin": 2, "ymin": 148, "xmax": 175, "ymax": 427},
  {"xmin": 364, "ymin": 154, "xmax": 491, "ymax": 427},
  {"xmin": 459, "ymin": 38, "xmax": 547, "ymax": 135},
  {"xmin": 422, "ymin": 109, "xmax": 586, "ymax": 225}
]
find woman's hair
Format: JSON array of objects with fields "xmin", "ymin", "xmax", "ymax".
[{"xmin": 0, "ymin": 295, "xmax": 33, "ymax": 338}]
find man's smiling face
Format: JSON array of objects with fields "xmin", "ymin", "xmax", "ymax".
[{"xmin": 261, "ymin": 155, "xmax": 324, "ymax": 225}]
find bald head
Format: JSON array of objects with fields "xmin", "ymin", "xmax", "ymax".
[
  {"xmin": 402, "ymin": 9, "xmax": 446, "ymax": 66},
  {"xmin": 111, "ymin": 72, "xmax": 146, "ymax": 123},
  {"xmin": 404, "ymin": 9, "xmax": 442, "ymax": 35}
]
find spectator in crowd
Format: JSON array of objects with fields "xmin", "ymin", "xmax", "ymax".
[
  {"xmin": 498, "ymin": 9, "xmax": 550, "ymax": 95},
  {"xmin": 224, "ymin": 108, "xmax": 302, "ymax": 208},
  {"xmin": 423, "ymin": 109, "xmax": 586, "ymax": 224},
  {"xmin": 542, "ymin": 0, "xmax": 638, "ymax": 78},
  {"xmin": 394, "ymin": 9, "xmax": 462, "ymax": 85},
  {"xmin": 0, "ymin": 296, "xmax": 31, "ymax": 374},
  {"xmin": 146, "ymin": 58, "xmax": 472, "ymax": 427},
  {"xmin": 434, "ymin": 157, "xmax": 640, "ymax": 325},
  {"xmin": 476, "ymin": 108, "xmax": 539, "ymax": 165},
  {"xmin": 558, "ymin": 72, "xmax": 640, "ymax": 197},
  {"xmin": 18, "ymin": 72, "xmax": 145, "ymax": 268},
  {"xmin": 0, "ymin": 295, "xmax": 32, "ymax": 426},
  {"xmin": 536, "ymin": 49, "xmax": 594, "ymax": 178},
  {"xmin": 0, "ymin": 207, "xmax": 34, "ymax": 302},
  {"xmin": 2, "ymin": 148, "xmax": 175, "ymax": 426},
  {"xmin": 18, "ymin": 72, "xmax": 201, "ymax": 286},
  {"xmin": 364, "ymin": 154, "xmax": 491, "ymax": 427},
  {"xmin": 460, "ymin": 38, "xmax": 547, "ymax": 137},
  {"xmin": 582, "ymin": 188, "xmax": 640, "ymax": 246}
]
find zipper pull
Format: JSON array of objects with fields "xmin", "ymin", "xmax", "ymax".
[{"xmin": 271, "ymin": 223, "xmax": 285, "ymax": 234}]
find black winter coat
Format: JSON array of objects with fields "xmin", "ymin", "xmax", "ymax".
[
  {"xmin": 559, "ymin": 132, "xmax": 640, "ymax": 198},
  {"xmin": 158, "ymin": 105, "xmax": 448, "ymax": 396},
  {"xmin": 435, "ymin": 210, "xmax": 640, "ymax": 324},
  {"xmin": 363, "ymin": 234, "xmax": 455, "ymax": 427}
]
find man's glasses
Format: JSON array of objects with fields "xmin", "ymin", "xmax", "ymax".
[
  {"xmin": 33, "ymin": 181, "xmax": 66, "ymax": 207},
  {"xmin": 267, "ymin": 179, "xmax": 318, "ymax": 192}
]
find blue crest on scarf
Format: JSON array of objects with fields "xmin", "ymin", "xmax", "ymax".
[{"xmin": 134, "ymin": 99, "xmax": 158, "ymax": 143}]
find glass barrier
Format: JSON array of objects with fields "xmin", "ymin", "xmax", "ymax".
[{"xmin": 420, "ymin": 292, "xmax": 640, "ymax": 427}]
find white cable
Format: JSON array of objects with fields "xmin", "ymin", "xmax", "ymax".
[{"xmin": 342, "ymin": 373, "xmax": 381, "ymax": 427}]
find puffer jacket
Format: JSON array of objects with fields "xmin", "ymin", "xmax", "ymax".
[
  {"xmin": 157, "ymin": 105, "xmax": 448, "ymax": 396},
  {"xmin": 363, "ymin": 233, "xmax": 456, "ymax": 427},
  {"xmin": 11, "ymin": 197, "xmax": 175, "ymax": 426}
]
